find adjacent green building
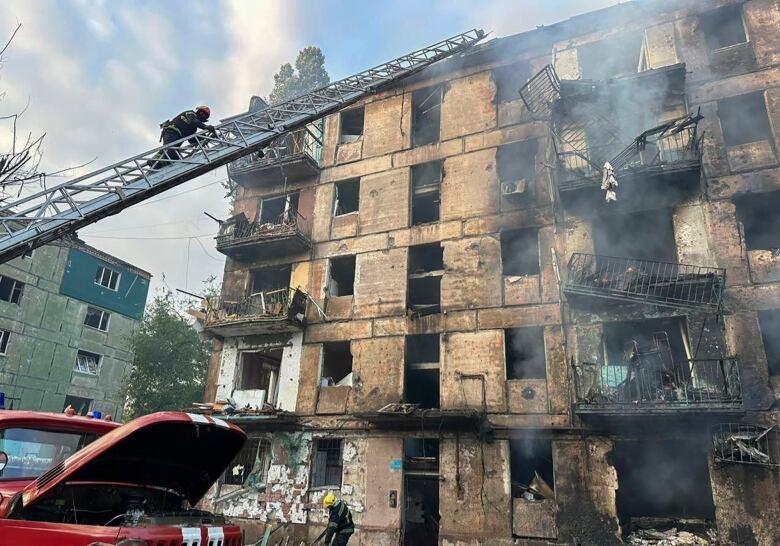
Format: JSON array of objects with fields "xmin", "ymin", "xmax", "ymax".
[{"xmin": 0, "ymin": 238, "xmax": 150, "ymax": 420}]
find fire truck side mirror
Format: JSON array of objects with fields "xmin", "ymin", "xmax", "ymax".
[{"xmin": 0, "ymin": 451, "xmax": 7, "ymax": 473}]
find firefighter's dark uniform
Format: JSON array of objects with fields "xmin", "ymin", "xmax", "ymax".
[
  {"xmin": 324, "ymin": 500, "xmax": 354, "ymax": 545},
  {"xmin": 149, "ymin": 110, "xmax": 214, "ymax": 169}
]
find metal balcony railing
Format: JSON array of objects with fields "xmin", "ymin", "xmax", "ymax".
[
  {"xmin": 215, "ymin": 208, "xmax": 311, "ymax": 252},
  {"xmin": 712, "ymin": 423, "xmax": 779, "ymax": 468},
  {"xmin": 565, "ymin": 253, "xmax": 725, "ymax": 312},
  {"xmin": 573, "ymin": 357, "xmax": 743, "ymax": 412},
  {"xmin": 204, "ymin": 287, "xmax": 306, "ymax": 326},
  {"xmin": 227, "ymin": 126, "xmax": 322, "ymax": 176}
]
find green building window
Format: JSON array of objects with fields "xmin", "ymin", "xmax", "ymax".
[
  {"xmin": 95, "ymin": 265, "xmax": 120, "ymax": 291},
  {"xmin": 84, "ymin": 307, "xmax": 110, "ymax": 332},
  {"xmin": 0, "ymin": 276, "xmax": 23, "ymax": 304},
  {"xmin": 0, "ymin": 330, "xmax": 9, "ymax": 355},
  {"xmin": 74, "ymin": 350, "xmax": 102, "ymax": 375}
]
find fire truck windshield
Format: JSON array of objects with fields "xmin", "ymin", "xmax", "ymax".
[{"xmin": 0, "ymin": 428, "xmax": 98, "ymax": 479}]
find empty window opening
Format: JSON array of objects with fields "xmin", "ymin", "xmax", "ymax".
[
  {"xmin": 758, "ymin": 309, "xmax": 780, "ymax": 376},
  {"xmin": 404, "ymin": 474, "xmax": 439, "ymax": 546},
  {"xmin": 510, "ymin": 438, "xmax": 554, "ymax": 500},
  {"xmin": 321, "ymin": 341, "xmax": 352, "ymax": 386},
  {"xmin": 329, "ymin": 256, "xmax": 356, "ymax": 297},
  {"xmin": 259, "ymin": 193, "xmax": 299, "ymax": 224},
  {"xmin": 501, "ymin": 228, "xmax": 539, "ymax": 276},
  {"xmin": 21, "ymin": 248, "xmax": 33, "ymax": 260},
  {"xmin": 412, "ymin": 85, "xmax": 443, "ymax": 147},
  {"xmin": 74, "ymin": 350, "xmax": 102, "ymax": 375},
  {"xmin": 334, "ymin": 179, "xmax": 360, "ymax": 216},
  {"xmin": 63, "ymin": 395, "xmax": 92, "ymax": 415},
  {"xmin": 718, "ymin": 92, "xmax": 772, "ymax": 147},
  {"xmin": 593, "ymin": 208, "xmax": 676, "ymax": 262},
  {"xmin": 701, "ymin": 5, "xmax": 747, "ymax": 50},
  {"xmin": 238, "ymin": 349, "xmax": 282, "ymax": 406},
  {"xmin": 251, "ymin": 265, "xmax": 291, "ymax": 294},
  {"xmin": 84, "ymin": 307, "xmax": 110, "ymax": 332},
  {"xmin": 735, "ymin": 192, "xmax": 780, "ymax": 251},
  {"xmin": 311, "ymin": 438, "xmax": 343, "ymax": 488},
  {"xmin": 493, "ymin": 61, "xmax": 530, "ymax": 104},
  {"xmin": 0, "ymin": 276, "xmax": 22, "ymax": 305},
  {"xmin": 406, "ymin": 335, "xmax": 440, "ymax": 409},
  {"xmin": 95, "ymin": 265, "xmax": 120, "ymax": 291},
  {"xmin": 339, "ymin": 107, "xmax": 364, "ymax": 144},
  {"xmin": 505, "ymin": 327, "xmax": 546, "ymax": 380},
  {"xmin": 497, "ymin": 140, "xmax": 537, "ymax": 192},
  {"xmin": 578, "ymin": 34, "xmax": 643, "ymax": 80},
  {"xmin": 412, "ymin": 161, "xmax": 442, "ymax": 225},
  {"xmin": 406, "ymin": 334, "xmax": 440, "ymax": 366},
  {"xmin": 604, "ymin": 317, "xmax": 690, "ymax": 367},
  {"xmin": 404, "ymin": 438, "xmax": 439, "ymax": 472},
  {"xmin": 613, "ymin": 439, "xmax": 715, "ymax": 531},
  {"xmin": 0, "ymin": 329, "xmax": 10, "ymax": 355},
  {"xmin": 408, "ymin": 244, "xmax": 444, "ymax": 316},
  {"xmin": 223, "ymin": 438, "xmax": 270, "ymax": 487}
]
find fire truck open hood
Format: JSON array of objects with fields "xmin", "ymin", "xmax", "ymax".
[{"xmin": 19, "ymin": 412, "xmax": 245, "ymax": 507}]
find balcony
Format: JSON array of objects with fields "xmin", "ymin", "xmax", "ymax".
[
  {"xmin": 203, "ymin": 288, "xmax": 307, "ymax": 337},
  {"xmin": 215, "ymin": 208, "xmax": 311, "ymax": 260},
  {"xmin": 572, "ymin": 357, "xmax": 743, "ymax": 415},
  {"xmin": 227, "ymin": 127, "xmax": 321, "ymax": 186},
  {"xmin": 564, "ymin": 253, "xmax": 725, "ymax": 312}
]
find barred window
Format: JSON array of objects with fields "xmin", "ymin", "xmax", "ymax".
[{"xmin": 311, "ymin": 438, "xmax": 342, "ymax": 488}]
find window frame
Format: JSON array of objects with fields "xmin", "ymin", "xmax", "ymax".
[
  {"xmin": 0, "ymin": 276, "xmax": 24, "ymax": 305},
  {"xmin": 222, "ymin": 437, "xmax": 270, "ymax": 487},
  {"xmin": 74, "ymin": 350, "xmax": 102, "ymax": 376},
  {"xmin": 0, "ymin": 329, "xmax": 10, "ymax": 356},
  {"xmin": 94, "ymin": 265, "xmax": 120, "ymax": 291},
  {"xmin": 84, "ymin": 307, "xmax": 111, "ymax": 332},
  {"xmin": 310, "ymin": 438, "xmax": 343, "ymax": 489},
  {"xmin": 333, "ymin": 179, "xmax": 360, "ymax": 216}
]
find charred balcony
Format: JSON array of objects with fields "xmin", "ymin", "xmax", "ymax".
[
  {"xmin": 203, "ymin": 288, "xmax": 307, "ymax": 337},
  {"xmin": 227, "ymin": 126, "xmax": 322, "ymax": 187},
  {"xmin": 572, "ymin": 357, "xmax": 743, "ymax": 415},
  {"xmin": 215, "ymin": 208, "xmax": 312, "ymax": 260},
  {"xmin": 564, "ymin": 253, "xmax": 725, "ymax": 312}
]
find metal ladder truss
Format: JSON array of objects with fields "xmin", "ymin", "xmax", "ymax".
[{"xmin": 0, "ymin": 29, "xmax": 485, "ymax": 262}]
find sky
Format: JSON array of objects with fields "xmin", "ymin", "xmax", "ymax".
[{"xmin": 0, "ymin": 0, "xmax": 620, "ymax": 302}]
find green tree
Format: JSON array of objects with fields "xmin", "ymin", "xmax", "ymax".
[
  {"xmin": 124, "ymin": 290, "xmax": 209, "ymax": 418},
  {"xmin": 269, "ymin": 46, "xmax": 330, "ymax": 105}
]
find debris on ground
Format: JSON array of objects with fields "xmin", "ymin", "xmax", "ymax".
[{"xmin": 626, "ymin": 519, "xmax": 735, "ymax": 545}]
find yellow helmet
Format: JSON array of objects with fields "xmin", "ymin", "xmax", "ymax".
[{"xmin": 323, "ymin": 493, "xmax": 337, "ymax": 508}]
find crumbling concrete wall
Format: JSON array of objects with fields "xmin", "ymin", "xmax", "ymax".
[{"xmin": 441, "ymin": 330, "xmax": 506, "ymax": 412}]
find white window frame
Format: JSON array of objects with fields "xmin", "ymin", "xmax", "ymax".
[
  {"xmin": 84, "ymin": 307, "xmax": 111, "ymax": 332},
  {"xmin": 95, "ymin": 266, "xmax": 120, "ymax": 291},
  {"xmin": 0, "ymin": 276, "xmax": 24, "ymax": 304},
  {"xmin": 74, "ymin": 350, "xmax": 102, "ymax": 375},
  {"xmin": 0, "ymin": 329, "xmax": 10, "ymax": 356}
]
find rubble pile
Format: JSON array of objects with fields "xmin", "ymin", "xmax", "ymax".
[{"xmin": 627, "ymin": 526, "xmax": 733, "ymax": 545}]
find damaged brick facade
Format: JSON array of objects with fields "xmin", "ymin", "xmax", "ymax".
[{"xmin": 203, "ymin": 1, "xmax": 780, "ymax": 544}]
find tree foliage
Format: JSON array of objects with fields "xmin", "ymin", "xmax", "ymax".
[
  {"xmin": 268, "ymin": 46, "xmax": 330, "ymax": 105},
  {"xmin": 124, "ymin": 290, "xmax": 209, "ymax": 419}
]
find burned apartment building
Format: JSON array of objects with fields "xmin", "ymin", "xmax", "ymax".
[{"xmin": 199, "ymin": 1, "xmax": 780, "ymax": 544}]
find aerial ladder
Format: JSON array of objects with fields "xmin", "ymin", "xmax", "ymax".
[{"xmin": 0, "ymin": 29, "xmax": 485, "ymax": 263}]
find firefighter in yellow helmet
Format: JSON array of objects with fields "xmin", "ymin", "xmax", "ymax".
[{"xmin": 323, "ymin": 493, "xmax": 354, "ymax": 545}]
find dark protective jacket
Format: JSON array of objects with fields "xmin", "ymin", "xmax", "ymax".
[
  {"xmin": 324, "ymin": 500, "xmax": 354, "ymax": 542},
  {"xmin": 161, "ymin": 110, "xmax": 211, "ymax": 142}
]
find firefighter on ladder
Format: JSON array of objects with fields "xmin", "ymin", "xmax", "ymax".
[
  {"xmin": 322, "ymin": 493, "xmax": 354, "ymax": 545},
  {"xmin": 148, "ymin": 105, "xmax": 217, "ymax": 169}
]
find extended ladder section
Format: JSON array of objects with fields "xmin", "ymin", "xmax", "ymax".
[{"xmin": 0, "ymin": 29, "xmax": 485, "ymax": 262}]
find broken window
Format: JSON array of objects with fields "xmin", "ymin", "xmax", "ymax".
[
  {"xmin": 74, "ymin": 350, "xmax": 102, "ymax": 375},
  {"xmin": 408, "ymin": 244, "xmax": 444, "ymax": 316},
  {"xmin": 734, "ymin": 191, "xmax": 780, "ymax": 250},
  {"xmin": 63, "ymin": 395, "xmax": 91, "ymax": 415},
  {"xmin": 603, "ymin": 317, "xmax": 690, "ymax": 368},
  {"xmin": 718, "ymin": 92, "xmax": 772, "ymax": 147},
  {"xmin": 758, "ymin": 309, "xmax": 780, "ymax": 376},
  {"xmin": 321, "ymin": 341, "xmax": 352, "ymax": 386},
  {"xmin": 498, "ymin": 140, "xmax": 537, "ymax": 197},
  {"xmin": 505, "ymin": 327, "xmax": 546, "ymax": 380},
  {"xmin": 412, "ymin": 85, "xmax": 442, "ymax": 147},
  {"xmin": 701, "ymin": 4, "xmax": 747, "ymax": 50},
  {"xmin": 329, "ymin": 256, "xmax": 356, "ymax": 297},
  {"xmin": 259, "ymin": 193, "xmax": 299, "ymax": 224},
  {"xmin": 251, "ymin": 265, "xmax": 291, "ymax": 294},
  {"xmin": 493, "ymin": 61, "xmax": 530, "ymax": 103},
  {"xmin": 94, "ymin": 265, "xmax": 120, "ymax": 291},
  {"xmin": 223, "ymin": 438, "xmax": 270, "ymax": 486},
  {"xmin": 501, "ymin": 228, "xmax": 539, "ymax": 276},
  {"xmin": 84, "ymin": 307, "xmax": 110, "ymax": 332},
  {"xmin": 339, "ymin": 107, "xmax": 364, "ymax": 144},
  {"xmin": 510, "ymin": 438, "xmax": 554, "ymax": 500},
  {"xmin": 0, "ymin": 329, "xmax": 9, "ymax": 355},
  {"xmin": 411, "ymin": 161, "xmax": 442, "ymax": 225},
  {"xmin": 0, "ymin": 276, "xmax": 23, "ymax": 304},
  {"xmin": 238, "ymin": 349, "xmax": 282, "ymax": 406},
  {"xmin": 311, "ymin": 438, "xmax": 343, "ymax": 488},
  {"xmin": 593, "ymin": 208, "xmax": 677, "ymax": 263},
  {"xmin": 334, "ymin": 179, "xmax": 360, "ymax": 216},
  {"xmin": 613, "ymin": 439, "xmax": 715, "ymax": 528},
  {"xmin": 578, "ymin": 34, "xmax": 643, "ymax": 80},
  {"xmin": 404, "ymin": 438, "xmax": 439, "ymax": 472},
  {"xmin": 405, "ymin": 335, "xmax": 440, "ymax": 409}
]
